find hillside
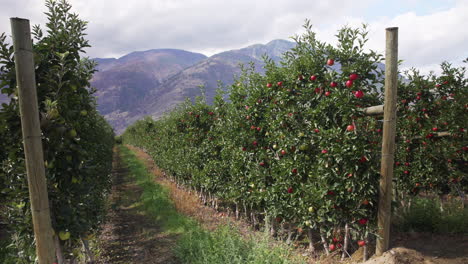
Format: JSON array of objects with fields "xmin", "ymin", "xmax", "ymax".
[{"xmin": 92, "ymin": 40, "xmax": 295, "ymax": 133}]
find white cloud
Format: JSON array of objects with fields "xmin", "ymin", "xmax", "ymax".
[{"xmin": 0, "ymin": 0, "xmax": 466, "ymax": 75}]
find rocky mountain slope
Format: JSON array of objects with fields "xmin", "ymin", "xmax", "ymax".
[{"xmin": 92, "ymin": 40, "xmax": 295, "ymax": 133}]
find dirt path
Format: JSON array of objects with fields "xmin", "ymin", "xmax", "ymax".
[{"xmin": 96, "ymin": 148, "xmax": 179, "ymax": 264}]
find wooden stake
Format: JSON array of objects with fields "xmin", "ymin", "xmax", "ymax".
[
  {"xmin": 10, "ymin": 17, "xmax": 57, "ymax": 263},
  {"xmin": 363, "ymin": 104, "xmax": 384, "ymax": 116},
  {"xmin": 376, "ymin": 27, "xmax": 398, "ymax": 256}
]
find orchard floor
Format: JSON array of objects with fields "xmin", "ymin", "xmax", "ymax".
[
  {"xmin": 95, "ymin": 147, "xmax": 179, "ymax": 264},
  {"xmin": 96, "ymin": 145, "xmax": 468, "ymax": 264}
]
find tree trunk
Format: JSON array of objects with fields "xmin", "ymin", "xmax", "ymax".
[
  {"xmin": 341, "ymin": 223, "xmax": 350, "ymax": 260},
  {"xmin": 308, "ymin": 228, "xmax": 315, "ymax": 253},
  {"xmin": 321, "ymin": 233, "xmax": 330, "ymax": 256}
]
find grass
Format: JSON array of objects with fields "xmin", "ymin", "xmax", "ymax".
[
  {"xmin": 119, "ymin": 145, "xmax": 305, "ymax": 264},
  {"xmin": 393, "ymin": 196, "xmax": 468, "ymax": 234}
]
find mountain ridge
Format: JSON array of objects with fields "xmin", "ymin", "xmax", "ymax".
[{"xmin": 92, "ymin": 39, "xmax": 296, "ymax": 134}]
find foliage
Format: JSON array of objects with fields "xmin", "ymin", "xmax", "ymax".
[
  {"xmin": 0, "ymin": 0, "xmax": 114, "ymax": 261},
  {"xmin": 120, "ymin": 145, "xmax": 304, "ymax": 264},
  {"xmin": 123, "ymin": 21, "xmax": 467, "ymax": 253},
  {"xmin": 395, "ymin": 64, "xmax": 467, "ymax": 195}
]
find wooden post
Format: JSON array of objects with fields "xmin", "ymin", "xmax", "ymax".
[
  {"xmin": 363, "ymin": 104, "xmax": 384, "ymax": 116},
  {"xmin": 376, "ymin": 27, "xmax": 398, "ymax": 256},
  {"xmin": 11, "ymin": 17, "xmax": 57, "ymax": 263}
]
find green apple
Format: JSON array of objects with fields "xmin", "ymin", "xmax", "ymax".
[
  {"xmin": 59, "ymin": 231, "xmax": 70, "ymax": 241},
  {"xmin": 69, "ymin": 129, "xmax": 77, "ymax": 138},
  {"xmin": 308, "ymin": 206, "xmax": 314, "ymax": 213},
  {"xmin": 299, "ymin": 144, "xmax": 310, "ymax": 151}
]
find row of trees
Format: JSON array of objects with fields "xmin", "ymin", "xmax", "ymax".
[
  {"xmin": 123, "ymin": 23, "xmax": 467, "ymax": 257},
  {"xmin": 0, "ymin": 1, "xmax": 114, "ymax": 262}
]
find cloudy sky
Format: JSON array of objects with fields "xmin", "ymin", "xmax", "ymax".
[{"xmin": 1, "ymin": 0, "xmax": 467, "ymax": 74}]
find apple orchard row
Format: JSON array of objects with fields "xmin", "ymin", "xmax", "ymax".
[{"xmin": 123, "ymin": 26, "xmax": 467, "ymax": 251}]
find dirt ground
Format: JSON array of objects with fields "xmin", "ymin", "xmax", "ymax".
[
  {"xmin": 101, "ymin": 146, "xmax": 468, "ymax": 264},
  {"xmin": 96, "ymin": 148, "xmax": 179, "ymax": 264}
]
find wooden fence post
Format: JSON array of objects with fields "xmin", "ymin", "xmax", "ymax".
[
  {"xmin": 10, "ymin": 17, "xmax": 57, "ymax": 263},
  {"xmin": 376, "ymin": 27, "xmax": 398, "ymax": 256}
]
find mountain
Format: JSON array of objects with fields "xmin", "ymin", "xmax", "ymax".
[
  {"xmin": 91, "ymin": 49, "xmax": 207, "ymax": 130},
  {"xmin": 92, "ymin": 40, "xmax": 296, "ymax": 134}
]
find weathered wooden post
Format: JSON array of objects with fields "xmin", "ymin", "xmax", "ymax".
[
  {"xmin": 10, "ymin": 17, "xmax": 57, "ymax": 263},
  {"xmin": 376, "ymin": 27, "xmax": 398, "ymax": 256}
]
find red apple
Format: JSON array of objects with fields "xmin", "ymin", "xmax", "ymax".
[
  {"xmin": 322, "ymin": 149, "xmax": 328, "ymax": 154},
  {"xmin": 349, "ymin": 73, "xmax": 359, "ymax": 81},
  {"xmin": 325, "ymin": 91, "xmax": 331, "ymax": 96},
  {"xmin": 354, "ymin": 90, "xmax": 364, "ymax": 98},
  {"xmin": 346, "ymin": 125, "xmax": 355, "ymax": 132},
  {"xmin": 292, "ymin": 168, "xmax": 298, "ymax": 174},
  {"xmin": 346, "ymin": 80, "xmax": 353, "ymax": 88},
  {"xmin": 330, "ymin": 82, "xmax": 338, "ymax": 88},
  {"xmin": 327, "ymin": 59, "xmax": 335, "ymax": 66},
  {"xmin": 358, "ymin": 218, "xmax": 368, "ymax": 225},
  {"xmin": 277, "ymin": 81, "xmax": 283, "ymax": 87},
  {"xmin": 314, "ymin": 128, "xmax": 320, "ymax": 133},
  {"xmin": 432, "ymin": 127, "xmax": 438, "ymax": 132},
  {"xmin": 266, "ymin": 83, "xmax": 272, "ymax": 88},
  {"xmin": 310, "ymin": 75, "xmax": 317, "ymax": 81},
  {"xmin": 281, "ymin": 149, "xmax": 287, "ymax": 155},
  {"xmin": 287, "ymin": 187, "xmax": 293, "ymax": 193},
  {"xmin": 358, "ymin": 240, "xmax": 366, "ymax": 247},
  {"xmin": 329, "ymin": 244, "xmax": 336, "ymax": 251}
]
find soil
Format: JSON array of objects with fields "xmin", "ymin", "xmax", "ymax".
[{"xmin": 95, "ymin": 147, "xmax": 179, "ymax": 264}]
